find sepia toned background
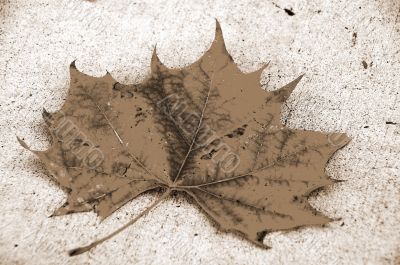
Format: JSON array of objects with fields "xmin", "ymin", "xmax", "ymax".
[{"xmin": 0, "ymin": 0, "xmax": 399, "ymax": 264}]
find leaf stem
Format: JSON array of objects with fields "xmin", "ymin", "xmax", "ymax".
[{"xmin": 68, "ymin": 189, "xmax": 171, "ymax": 256}]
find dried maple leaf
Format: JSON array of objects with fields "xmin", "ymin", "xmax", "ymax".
[{"xmin": 19, "ymin": 21, "xmax": 350, "ymax": 255}]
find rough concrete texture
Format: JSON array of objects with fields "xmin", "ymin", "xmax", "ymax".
[{"xmin": 0, "ymin": 0, "xmax": 399, "ymax": 264}]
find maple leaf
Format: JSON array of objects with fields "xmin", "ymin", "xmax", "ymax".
[{"xmin": 18, "ymin": 21, "xmax": 349, "ymax": 255}]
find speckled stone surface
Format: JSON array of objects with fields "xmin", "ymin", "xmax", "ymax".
[{"xmin": 0, "ymin": 1, "xmax": 399, "ymax": 264}]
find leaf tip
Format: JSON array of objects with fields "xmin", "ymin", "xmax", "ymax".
[
  {"xmin": 248, "ymin": 61, "xmax": 270, "ymax": 79},
  {"xmin": 211, "ymin": 18, "xmax": 228, "ymax": 53},
  {"xmin": 262, "ymin": 61, "xmax": 271, "ymax": 72},
  {"xmin": 332, "ymin": 178, "xmax": 346, "ymax": 184},
  {"xmin": 17, "ymin": 136, "xmax": 30, "ymax": 150},
  {"xmin": 273, "ymin": 74, "xmax": 305, "ymax": 102},
  {"xmin": 151, "ymin": 45, "xmax": 168, "ymax": 72},
  {"xmin": 288, "ymin": 74, "xmax": 305, "ymax": 90},
  {"xmin": 70, "ymin": 60, "xmax": 77, "ymax": 70},
  {"xmin": 42, "ymin": 108, "xmax": 53, "ymax": 125},
  {"xmin": 215, "ymin": 18, "xmax": 222, "ymax": 33},
  {"xmin": 328, "ymin": 133, "xmax": 351, "ymax": 148}
]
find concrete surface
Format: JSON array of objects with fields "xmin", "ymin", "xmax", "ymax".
[{"xmin": 0, "ymin": 0, "xmax": 399, "ymax": 264}]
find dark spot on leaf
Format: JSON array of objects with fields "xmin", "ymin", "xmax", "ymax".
[
  {"xmin": 112, "ymin": 162, "xmax": 129, "ymax": 176},
  {"xmin": 225, "ymin": 127, "xmax": 245, "ymax": 138},
  {"xmin": 210, "ymin": 138, "xmax": 221, "ymax": 146},
  {"xmin": 256, "ymin": 230, "xmax": 269, "ymax": 242},
  {"xmin": 113, "ymin": 83, "xmax": 133, "ymax": 98},
  {"xmin": 201, "ymin": 149, "xmax": 217, "ymax": 160}
]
